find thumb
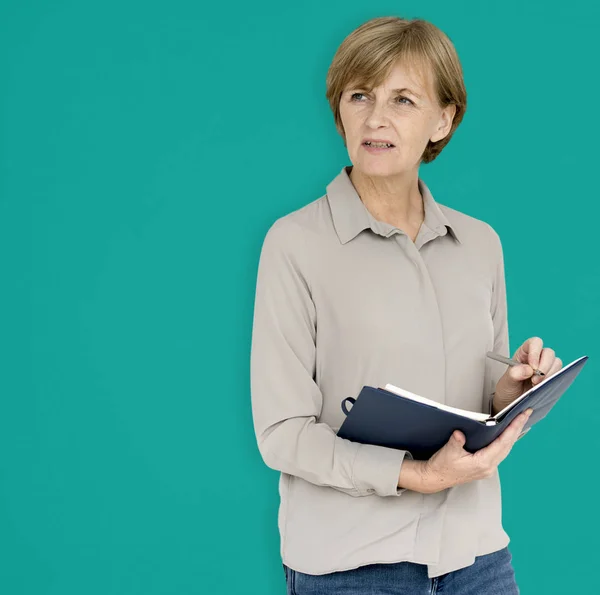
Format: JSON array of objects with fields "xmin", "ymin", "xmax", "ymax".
[
  {"xmin": 507, "ymin": 363, "xmax": 534, "ymax": 383},
  {"xmin": 452, "ymin": 430, "xmax": 465, "ymax": 447}
]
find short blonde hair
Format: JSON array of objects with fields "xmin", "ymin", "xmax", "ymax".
[{"xmin": 325, "ymin": 16, "xmax": 467, "ymax": 164}]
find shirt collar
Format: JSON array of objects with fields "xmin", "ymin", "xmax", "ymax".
[{"xmin": 326, "ymin": 165, "xmax": 462, "ymax": 245}]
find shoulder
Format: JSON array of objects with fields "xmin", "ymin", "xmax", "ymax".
[
  {"xmin": 255, "ymin": 197, "xmax": 333, "ymax": 294},
  {"xmin": 438, "ymin": 203, "xmax": 503, "ymax": 259},
  {"xmin": 260, "ymin": 194, "xmax": 331, "ymax": 253},
  {"xmin": 439, "ymin": 203, "xmax": 501, "ymax": 243}
]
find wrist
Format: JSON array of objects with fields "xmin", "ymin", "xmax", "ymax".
[
  {"xmin": 492, "ymin": 393, "xmax": 511, "ymax": 416},
  {"xmin": 398, "ymin": 459, "xmax": 436, "ymax": 493}
]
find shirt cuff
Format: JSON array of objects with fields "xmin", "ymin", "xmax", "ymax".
[{"xmin": 351, "ymin": 442, "xmax": 414, "ymax": 497}]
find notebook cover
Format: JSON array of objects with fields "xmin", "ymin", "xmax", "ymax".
[{"xmin": 337, "ymin": 356, "xmax": 588, "ymax": 460}]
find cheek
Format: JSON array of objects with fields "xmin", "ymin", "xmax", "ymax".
[
  {"xmin": 343, "ymin": 114, "xmax": 362, "ymax": 136},
  {"xmin": 401, "ymin": 122, "xmax": 434, "ymax": 151},
  {"xmin": 424, "ymin": 114, "xmax": 440, "ymax": 137}
]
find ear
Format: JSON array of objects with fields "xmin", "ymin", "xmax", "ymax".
[{"xmin": 430, "ymin": 104, "xmax": 457, "ymax": 143}]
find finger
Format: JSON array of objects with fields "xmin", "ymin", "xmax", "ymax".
[
  {"xmin": 508, "ymin": 409, "xmax": 533, "ymax": 441},
  {"xmin": 549, "ymin": 357, "xmax": 562, "ymax": 376},
  {"xmin": 538, "ymin": 347, "xmax": 555, "ymax": 373},
  {"xmin": 504, "ymin": 410, "xmax": 532, "ymax": 442},
  {"xmin": 477, "ymin": 410, "xmax": 532, "ymax": 459},
  {"xmin": 451, "ymin": 430, "xmax": 466, "ymax": 448},
  {"xmin": 513, "ymin": 337, "xmax": 543, "ymax": 370},
  {"xmin": 507, "ymin": 361, "xmax": 535, "ymax": 383},
  {"xmin": 531, "ymin": 347, "xmax": 556, "ymax": 384},
  {"xmin": 494, "ymin": 408, "xmax": 533, "ymax": 453}
]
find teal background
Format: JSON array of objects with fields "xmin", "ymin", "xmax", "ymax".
[{"xmin": 1, "ymin": 1, "xmax": 598, "ymax": 593}]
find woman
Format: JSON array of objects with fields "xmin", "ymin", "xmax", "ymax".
[{"xmin": 250, "ymin": 16, "xmax": 562, "ymax": 594}]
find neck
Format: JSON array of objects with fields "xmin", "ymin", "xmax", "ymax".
[{"xmin": 348, "ymin": 166, "xmax": 424, "ymax": 229}]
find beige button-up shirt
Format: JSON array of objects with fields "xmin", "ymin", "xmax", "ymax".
[{"xmin": 250, "ymin": 165, "xmax": 512, "ymax": 578}]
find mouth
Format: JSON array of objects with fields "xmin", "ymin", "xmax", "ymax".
[
  {"xmin": 362, "ymin": 141, "xmax": 395, "ymax": 152},
  {"xmin": 363, "ymin": 141, "xmax": 395, "ymax": 148}
]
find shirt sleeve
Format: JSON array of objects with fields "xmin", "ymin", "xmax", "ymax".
[
  {"xmin": 250, "ymin": 219, "xmax": 414, "ymax": 498},
  {"xmin": 487, "ymin": 226, "xmax": 510, "ymax": 415}
]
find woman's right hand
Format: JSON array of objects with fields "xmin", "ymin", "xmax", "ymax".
[{"xmin": 420, "ymin": 408, "xmax": 533, "ymax": 494}]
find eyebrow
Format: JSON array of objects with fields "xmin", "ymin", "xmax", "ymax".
[
  {"xmin": 392, "ymin": 88, "xmax": 423, "ymax": 99},
  {"xmin": 351, "ymin": 86, "xmax": 423, "ymax": 100}
]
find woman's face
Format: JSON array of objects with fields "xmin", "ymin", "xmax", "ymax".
[{"xmin": 339, "ymin": 61, "xmax": 456, "ymax": 176}]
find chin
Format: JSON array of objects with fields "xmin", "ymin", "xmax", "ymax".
[{"xmin": 354, "ymin": 157, "xmax": 404, "ymax": 177}]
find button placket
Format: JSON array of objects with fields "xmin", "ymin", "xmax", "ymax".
[{"xmin": 396, "ymin": 233, "xmax": 447, "ymax": 406}]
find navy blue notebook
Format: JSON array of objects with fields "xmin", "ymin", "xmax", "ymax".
[{"xmin": 337, "ymin": 355, "xmax": 589, "ymax": 460}]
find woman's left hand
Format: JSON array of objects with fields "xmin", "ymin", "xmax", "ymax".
[{"xmin": 493, "ymin": 337, "xmax": 563, "ymax": 408}]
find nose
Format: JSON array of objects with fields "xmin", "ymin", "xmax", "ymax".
[{"xmin": 364, "ymin": 100, "xmax": 391, "ymax": 128}]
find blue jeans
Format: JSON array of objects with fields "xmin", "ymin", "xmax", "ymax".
[{"xmin": 283, "ymin": 546, "xmax": 519, "ymax": 594}]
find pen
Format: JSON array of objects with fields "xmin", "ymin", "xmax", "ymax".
[{"xmin": 486, "ymin": 351, "xmax": 545, "ymax": 376}]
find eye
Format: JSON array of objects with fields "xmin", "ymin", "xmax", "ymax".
[{"xmin": 349, "ymin": 92, "xmax": 413, "ymax": 106}]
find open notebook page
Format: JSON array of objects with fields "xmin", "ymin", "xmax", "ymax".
[{"xmin": 380, "ymin": 384, "xmax": 491, "ymax": 422}]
